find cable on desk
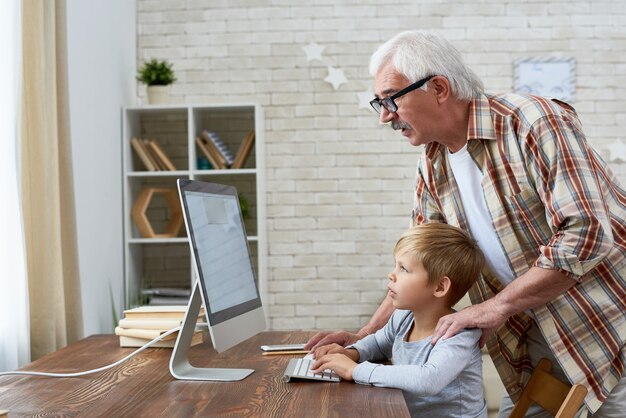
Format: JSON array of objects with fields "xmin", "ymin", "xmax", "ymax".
[{"xmin": 0, "ymin": 324, "xmax": 205, "ymax": 378}]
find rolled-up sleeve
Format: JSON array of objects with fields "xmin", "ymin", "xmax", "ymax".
[{"xmin": 525, "ymin": 104, "xmax": 614, "ymax": 279}]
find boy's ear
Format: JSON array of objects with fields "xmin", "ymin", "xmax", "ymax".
[{"xmin": 433, "ymin": 276, "xmax": 451, "ymax": 299}]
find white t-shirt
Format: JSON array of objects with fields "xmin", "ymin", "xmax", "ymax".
[{"xmin": 447, "ymin": 143, "xmax": 516, "ymax": 286}]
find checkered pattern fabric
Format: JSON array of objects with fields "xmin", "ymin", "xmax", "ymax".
[{"xmin": 412, "ymin": 93, "xmax": 626, "ymax": 413}]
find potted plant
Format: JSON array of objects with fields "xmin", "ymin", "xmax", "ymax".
[{"xmin": 136, "ymin": 58, "xmax": 177, "ymax": 104}]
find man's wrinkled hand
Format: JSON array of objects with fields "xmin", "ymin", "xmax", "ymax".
[
  {"xmin": 311, "ymin": 343, "xmax": 348, "ymax": 360},
  {"xmin": 431, "ymin": 301, "xmax": 507, "ymax": 346},
  {"xmin": 304, "ymin": 331, "xmax": 360, "ymax": 352}
]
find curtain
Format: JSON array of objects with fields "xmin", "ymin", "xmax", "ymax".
[
  {"xmin": 21, "ymin": 0, "xmax": 83, "ymax": 360},
  {"xmin": 0, "ymin": 0, "xmax": 30, "ymax": 372}
]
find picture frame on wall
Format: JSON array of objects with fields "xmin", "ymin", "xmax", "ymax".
[{"xmin": 514, "ymin": 57, "xmax": 576, "ymax": 101}]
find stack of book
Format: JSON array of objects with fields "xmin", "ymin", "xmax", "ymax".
[
  {"xmin": 115, "ymin": 305, "xmax": 204, "ymax": 348},
  {"xmin": 196, "ymin": 131, "xmax": 230, "ymax": 169},
  {"xmin": 130, "ymin": 137, "xmax": 177, "ymax": 171},
  {"xmin": 195, "ymin": 130, "xmax": 255, "ymax": 170}
]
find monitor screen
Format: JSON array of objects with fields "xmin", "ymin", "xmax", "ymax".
[{"xmin": 177, "ymin": 179, "xmax": 266, "ymax": 353}]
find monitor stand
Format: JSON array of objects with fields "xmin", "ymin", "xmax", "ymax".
[{"xmin": 169, "ymin": 281, "xmax": 254, "ymax": 381}]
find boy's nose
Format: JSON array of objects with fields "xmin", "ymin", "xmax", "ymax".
[{"xmin": 388, "ymin": 272, "xmax": 396, "ymax": 282}]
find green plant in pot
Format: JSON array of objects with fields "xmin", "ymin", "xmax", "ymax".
[{"xmin": 137, "ymin": 58, "xmax": 177, "ymax": 104}]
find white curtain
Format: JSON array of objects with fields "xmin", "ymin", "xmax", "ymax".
[{"xmin": 0, "ymin": 0, "xmax": 30, "ymax": 371}]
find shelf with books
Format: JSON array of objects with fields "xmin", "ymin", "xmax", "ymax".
[
  {"xmin": 191, "ymin": 106, "xmax": 257, "ymax": 171},
  {"xmin": 125, "ymin": 107, "xmax": 188, "ymax": 172},
  {"xmin": 122, "ymin": 103, "xmax": 266, "ymax": 310},
  {"xmin": 130, "ymin": 137, "xmax": 178, "ymax": 171}
]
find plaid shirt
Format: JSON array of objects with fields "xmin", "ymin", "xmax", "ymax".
[{"xmin": 412, "ymin": 93, "xmax": 626, "ymax": 413}]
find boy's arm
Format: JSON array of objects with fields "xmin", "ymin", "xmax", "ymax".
[
  {"xmin": 353, "ymin": 328, "xmax": 481, "ymax": 395},
  {"xmin": 349, "ymin": 310, "xmax": 404, "ymax": 363}
]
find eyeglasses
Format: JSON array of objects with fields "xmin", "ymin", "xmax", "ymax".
[{"xmin": 370, "ymin": 75, "xmax": 435, "ymax": 114}]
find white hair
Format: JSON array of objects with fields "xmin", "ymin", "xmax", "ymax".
[{"xmin": 369, "ymin": 31, "xmax": 484, "ymax": 100}]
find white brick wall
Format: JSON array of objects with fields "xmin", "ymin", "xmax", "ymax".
[{"xmin": 138, "ymin": 0, "xmax": 626, "ymax": 331}]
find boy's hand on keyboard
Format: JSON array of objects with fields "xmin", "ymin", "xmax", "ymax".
[{"xmin": 311, "ymin": 353, "xmax": 357, "ymax": 381}]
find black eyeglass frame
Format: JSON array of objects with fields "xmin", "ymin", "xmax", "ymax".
[{"xmin": 370, "ymin": 75, "xmax": 435, "ymax": 114}]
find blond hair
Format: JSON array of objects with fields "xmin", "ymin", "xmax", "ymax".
[{"xmin": 394, "ymin": 223, "xmax": 484, "ymax": 306}]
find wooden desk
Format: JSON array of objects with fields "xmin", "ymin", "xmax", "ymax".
[{"xmin": 0, "ymin": 331, "xmax": 410, "ymax": 417}]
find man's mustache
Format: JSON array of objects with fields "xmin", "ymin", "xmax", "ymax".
[{"xmin": 392, "ymin": 121, "xmax": 411, "ymax": 130}]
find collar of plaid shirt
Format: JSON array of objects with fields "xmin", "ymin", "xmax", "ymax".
[{"xmin": 413, "ymin": 93, "xmax": 626, "ymax": 413}]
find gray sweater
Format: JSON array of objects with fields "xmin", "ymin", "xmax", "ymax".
[{"xmin": 352, "ymin": 310, "xmax": 487, "ymax": 418}]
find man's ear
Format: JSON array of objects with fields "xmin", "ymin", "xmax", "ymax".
[
  {"xmin": 433, "ymin": 276, "xmax": 451, "ymax": 299},
  {"xmin": 429, "ymin": 76, "xmax": 451, "ymax": 104}
]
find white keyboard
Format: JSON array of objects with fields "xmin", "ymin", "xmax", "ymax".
[{"xmin": 283, "ymin": 357, "xmax": 340, "ymax": 383}]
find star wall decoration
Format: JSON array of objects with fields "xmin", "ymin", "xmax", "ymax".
[
  {"xmin": 606, "ymin": 139, "xmax": 626, "ymax": 162},
  {"xmin": 324, "ymin": 66, "xmax": 348, "ymax": 90},
  {"xmin": 302, "ymin": 42, "xmax": 325, "ymax": 62},
  {"xmin": 357, "ymin": 88, "xmax": 375, "ymax": 110}
]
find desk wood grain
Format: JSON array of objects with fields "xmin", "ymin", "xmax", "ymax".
[{"xmin": 0, "ymin": 331, "xmax": 410, "ymax": 417}]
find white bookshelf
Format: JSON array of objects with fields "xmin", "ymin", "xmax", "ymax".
[{"xmin": 122, "ymin": 103, "xmax": 266, "ymax": 308}]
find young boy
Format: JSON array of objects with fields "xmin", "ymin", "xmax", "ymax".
[{"xmin": 312, "ymin": 223, "xmax": 487, "ymax": 418}]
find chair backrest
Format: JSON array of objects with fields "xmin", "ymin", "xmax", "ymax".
[{"xmin": 509, "ymin": 358, "xmax": 588, "ymax": 418}]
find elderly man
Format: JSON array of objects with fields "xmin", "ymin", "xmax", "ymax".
[{"xmin": 306, "ymin": 31, "xmax": 626, "ymax": 417}]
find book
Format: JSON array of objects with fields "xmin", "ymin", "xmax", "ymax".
[
  {"xmin": 202, "ymin": 131, "xmax": 235, "ymax": 166},
  {"xmin": 119, "ymin": 331, "xmax": 203, "ymax": 348},
  {"xmin": 148, "ymin": 139, "xmax": 176, "ymax": 171},
  {"xmin": 140, "ymin": 288, "xmax": 191, "ymax": 297},
  {"xmin": 118, "ymin": 318, "xmax": 184, "ymax": 330},
  {"xmin": 199, "ymin": 131, "xmax": 228, "ymax": 168},
  {"xmin": 147, "ymin": 295, "xmax": 189, "ymax": 305},
  {"xmin": 141, "ymin": 138, "xmax": 165, "ymax": 170},
  {"xmin": 130, "ymin": 137, "xmax": 156, "ymax": 171},
  {"xmin": 115, "ymin": 326, "xmax": 178, "ymax": 341},
  {"xmin": 195, "ymin": 136, "xmax": 225, "ymax": 169},
  {"xmin": 140, "ymin": 289, "xmax": 191, "ymax": 306},
  {"xmin": 123, "ymin": 305, "xmax": 205, "ymax": 320},
  {"xmin": 232, "ymin": 130, "xmax": 255, "ymax": 169}
]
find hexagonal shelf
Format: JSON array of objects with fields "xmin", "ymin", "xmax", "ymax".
[{"xmin": 131, "ymin": 187, "xmax": 183, "ymax": 238}]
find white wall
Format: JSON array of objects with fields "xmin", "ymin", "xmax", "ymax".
[
  {"xmin": 136, "ymin": 0, "xmax": 626, "ymax": 332},
  {"xmin": 61, "ymin": 1, "xmax": 626, "ymax": 336},
  {"xmin": 66, "ymin": 0, "xmax": 136, "ymax": 336}
]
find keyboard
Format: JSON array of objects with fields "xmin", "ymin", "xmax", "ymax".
[{"xmin": 283, "ymin": 357, "xmax": 340, "ymax": 383}]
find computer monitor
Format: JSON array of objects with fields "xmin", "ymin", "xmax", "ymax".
[{"xmin": 170, "ymin": 179, "xmax": 266, "ymax": 381}]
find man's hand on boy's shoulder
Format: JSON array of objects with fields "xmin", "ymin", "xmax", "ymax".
[{"xmin": 431, "ymin": 300, "xmax": 506, "ymax": 347}]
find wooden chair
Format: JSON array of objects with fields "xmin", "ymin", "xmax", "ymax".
[{"xmin": 509, "ymin": 358, "xmax": 588, "ymax": 418}]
